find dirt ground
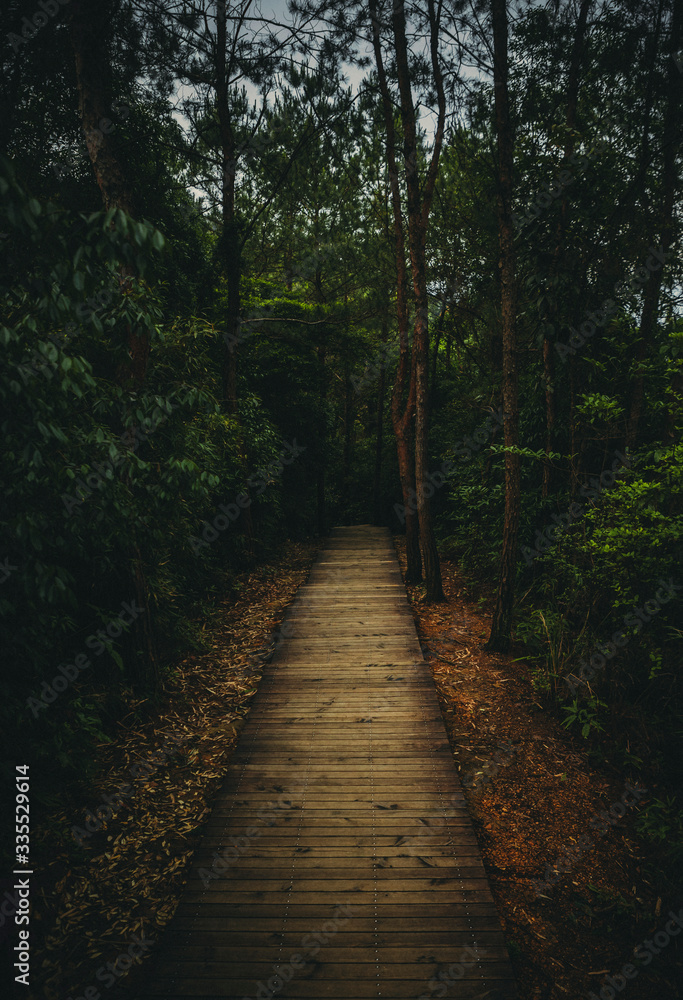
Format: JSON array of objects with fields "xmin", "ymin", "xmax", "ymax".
[{"xmin": 394, "ymin": 536, "xmax": 682, "ymax": 1000}]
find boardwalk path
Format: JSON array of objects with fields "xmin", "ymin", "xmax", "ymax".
[{"xmin": 141, "ymin": 526, "xmax": 518, "ymax": 999}]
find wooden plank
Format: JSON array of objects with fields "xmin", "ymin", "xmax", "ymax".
[
  {"xmin": 144, "ymin": 979, "xmax": 517, "ymax": 998},
  {"xmin": 168, "ymin": 917, "xmax": 508, "ymax": 933},
  {"xmin": 204, "ymin": 817, "xmax": 475, "ymax": 828},
  {"xmin": 158, "ymin": 941, "xmax": 511, "ymax": 959},
  {"xmin": 187, "ymin": 875, "xmax": 494, "ymax": 889},
  {"xmin": 178, "ymin": 891, "xmax": 496, "ymax": 904},
  {"xmin": 188, "ymin": 857, "xmax": 489, "ymax": 870},
  {"xmin": 131, "ymin": 526, "xmax": 518, "ymax": 1000},
  {"xmin": 170, "ymin": 904, "xmax": 507, "ymax": 922},
  {"xmin": 186, "ymin": 868, "xmax": 491, "ymax": 881},
  {"xmin": 160, "ymin": 931, "xmax": 510, "ymax": 949},
  {"xmin": 158, "ymin": 961, "xmax": 514, "ymax": 979},
  {"xmin": 208, "ymin": 801, "xmax": 471, "ymax": 810},
  {"xmin": 153, "ymin": 962, "xmax": 515, "ymax": 978}
]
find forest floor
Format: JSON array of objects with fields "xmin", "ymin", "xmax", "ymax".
[
  {"xmin": 394, "ymin": 536, "xmax": 682, "ymax": 1000},
  {"xmin": 23, "ymin": 533, "xmax": 682, "ymax": 1000},
  {"xmin": 26, "ymin": 539, "xmax": 320, "ymax": 1000}
]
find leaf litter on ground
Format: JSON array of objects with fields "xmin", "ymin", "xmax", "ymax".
[{"xmin": 29, "ymin": 540, "xmax": 319, "ymax": 1000}]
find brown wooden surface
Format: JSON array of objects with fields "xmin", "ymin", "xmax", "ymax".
[{"xmin": 135, "ymin": 526, "xmax": 517, "ymax": 999}]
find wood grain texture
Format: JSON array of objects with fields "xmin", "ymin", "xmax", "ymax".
[{"xmin": 133, "ymin": 526, "xmax": 518, "ymax": 999}]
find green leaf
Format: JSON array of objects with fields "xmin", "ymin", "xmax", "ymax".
[{"xmin": 49, "ymin": 424, "xmax": 68, "ymax": 443}]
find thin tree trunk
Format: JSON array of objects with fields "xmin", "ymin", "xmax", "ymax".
[
  {"xmin": 487, "ymin": 0, "xmax": 520, "ymax": 652},
  {"xmin": 216, "ymin": 0, "xmax": 239, "ymax": 413},
  {"xmin": 373, "ymin": 322, "xmax": 387, "ymax": 525},
  {"xmin": 317, "ymin": 345, "xmax": 327, "ymax": 535},
  {"xmin": 398, "ymin": 429, "xmax": 422, "ymax": 573},
  {"xmin": 370, "ymin": 0, "xmax": 422, "ymax": 581},
  {"xmin": 344, "ymin": 364, "xmax": 353, "ymax": 487},
  {"xmin": 215, "ymin": 0, "xmax": 253, "ymax": 549},
  {"xmin": 391, "ymin": 0, "xmax": 446, "ymax": 600},
  {"xmin": 70, "ymin": 0, "xmax": 147, "ymax": 386},
  {"xmin": 70, "ymin": 0, "xmax": 157, "ymax": 681},
  {"xmin": 70, "ymin": 1, "xmax": 134, "ymax": 217},
  {"xmin": 222, "ymin": 225, "xmax": 240, "ymax": 414}
]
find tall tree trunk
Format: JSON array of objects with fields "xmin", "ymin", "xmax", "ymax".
[
  {"xmin": 390, "ymin": 0, "xmax": 446, "ymax": 600},
  {"xmin": 370, "ymin": 0, "xmax": 422, "ymax": 581},
  {"xmin": 373, "ymin": 321, "xmax": 387, "ymax": 525},
  {"xmin": 397, "ymin": 427, "xmax": 422, "ymax": 574},
  {"xmin": 627, "ymin": 0, "xmax": 681, "ymax": 449},
  {"xmin": 343, "ymin": 364, "xmax": 353, "ymax": 488},
  {"xmin": 70, "ymin": 0, "xmax": 146, "ymax": 385},
  {"xmin": 414, "ymin": 328, "xmax": 444, "ymax": 598},
  {"xmin": 222, "ymin": 225, "xmax": 240, "ymax": 413},
  {"xmin": 215, "ymin": 0, "xmax": 253, "ymax": 549},
  {"xmin": 317, "ymin": 345, "xmax": 327, "ymax": 535},
  {"xmin": 69, "ymin": 0, "xmax": 157, "ymax": 681},
  {"xmin": 70, "ymin": 1, "xmax": 134, "ymax": 217},
  {"xmin": 487, "ymin": 0, "xmax": 520, "ymax": 652},
  {"xmin": 216, "ymin": 0, "xmax": 239, "ymax": 413}
]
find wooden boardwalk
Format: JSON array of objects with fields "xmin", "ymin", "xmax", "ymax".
[{"xmin": 138, "ymin": 526, "xmax": 518, "ymax": 999}]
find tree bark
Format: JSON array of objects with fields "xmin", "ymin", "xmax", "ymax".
[
  {"xmin": 344, "ymin": 363, "xmax": 353, "ymax": 488},
  {"xmin": 370, "ymin": 0, "xmax": 422, "ymax": 582},
  {"xmin": 216, "ymin": 0, "xmax": 240, "ymax": 413},
  {"xmin": 69, "ymin": 0, "xmax": 149, "ymax": 387},
  {"xmin": 215, "ymin": 0, "xmax": 254, "ymax": 550},
  {"xmin": 69, "ymin": 0, "xmax": 157, "ymax": 681},
  {"xmin": 391, "ymin": 0, "xmax": 446, "ymax": 600},
  {"xmin": 70, "ymin": 1, "xmax": 134, "ymax": 217},
  {"xmin": 373, "ymin": 321, "xmax": 387, "ymax": 525},
  {"xmin": 317, "ymin": 345, "xmax": 327, "ymax": 535},
  {"xmin": 486, "ymin": 0, "xmax": 520, "ymax": 652}
]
